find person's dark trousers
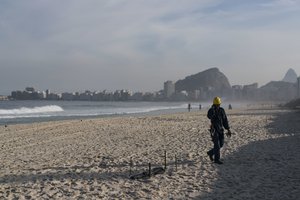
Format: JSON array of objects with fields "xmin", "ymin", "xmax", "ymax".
[{"xmin": 208, "ymin": 131, "xmax": 224, "ymax": 161}]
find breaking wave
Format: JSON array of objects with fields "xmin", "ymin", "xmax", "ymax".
[{"xmin": 0, "ymin": 105, "xmax": 64, "ymax": 115}]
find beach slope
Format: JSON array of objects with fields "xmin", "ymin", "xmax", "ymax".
[{"xmin": 0, "ymin": 109, "xmax": 299, "ymax": 199}]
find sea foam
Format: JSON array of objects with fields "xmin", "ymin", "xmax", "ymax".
[{"xmin": 0, "ymin": 105, "xmax": 64, "ymax": 115}]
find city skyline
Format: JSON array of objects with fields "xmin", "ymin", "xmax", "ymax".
[
  {"xmin": 5, "ymin": 67, "xmax": 298, "ymax": 95},
  {"xmin": 1, "ymin": 0, "xmax": 300, "ymax": 95}
]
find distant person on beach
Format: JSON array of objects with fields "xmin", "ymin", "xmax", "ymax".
[
  {"xmin": 228, "ymin": 104, "xmax": 232, "ymax": 110},
  {"xmin": 199, "ymin": 104, "xmax": 202, "ymax": 110},
  {"xmin": 207, "ymin": 97, "xmax": 231, "ymax": 164},
  {"xmin": 188, "ymin": 103, "xmax": 191, "ymax": 112}
]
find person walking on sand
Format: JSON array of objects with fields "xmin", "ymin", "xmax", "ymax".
[{"xmin": 207, "ymin": 97, "xmax": 231, "ymax": 164}]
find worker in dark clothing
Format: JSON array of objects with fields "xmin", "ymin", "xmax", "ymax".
[{"xmin": 207, "ymin": 97, "xmax": 231, "ymax": 164}]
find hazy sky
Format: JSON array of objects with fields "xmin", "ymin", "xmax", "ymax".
[{"xmin": 1, "ymin": 0, "xmax": 300, "ymax": 94}]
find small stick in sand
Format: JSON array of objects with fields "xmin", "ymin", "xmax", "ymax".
[
  {"xmin": 148, "ymin": 163, "xmax": 151, "ymax": 177},
  {"xmin": 164, "ymin": 150, "xmax": 167, "ymax": 170},
  {"xmin": 129, "ymin": 157, "xmax": 133, "ymax": 176},
  {"xmin": 175, "ymin": 154, "xmax": 177, "ymax": 171}
]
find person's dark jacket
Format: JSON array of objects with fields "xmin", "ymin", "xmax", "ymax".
[{"xmin": 207, "ymin": 105, "xmax": 230, "ymax": 132}]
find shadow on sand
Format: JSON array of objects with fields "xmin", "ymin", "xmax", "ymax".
[
  {"xmin": 195, "ymin": 110, "xmax": 300, "ymax": 200},
  {"xmin": 0, "ymin": 159, "xmax": 195, "ymax": 185}
]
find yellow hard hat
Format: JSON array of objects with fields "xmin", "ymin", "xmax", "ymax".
[{"xmin": 213, "ymin": 97, "xmax": 221, "ymax": 105}]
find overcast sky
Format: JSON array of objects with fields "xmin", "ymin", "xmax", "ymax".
[{"xmin": 0, "ymin": 0, "xmax": 300, "ymax": 94}]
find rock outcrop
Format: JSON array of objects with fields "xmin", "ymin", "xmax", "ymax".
[
  {"xmin": 259, "ymin": 81, "xmax": 297, "ymax": 101},
  {"xmin": 175, "ymin": 68, "xmax": 232, "ymax": 97},
  {"xmin": 282, "ymin": 68, "xmax": 297, "ymax": 83}
]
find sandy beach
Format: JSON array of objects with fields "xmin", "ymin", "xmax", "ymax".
[{"xmin": 0, "ymin": 108, "xmax": 299, "ymax": 199}]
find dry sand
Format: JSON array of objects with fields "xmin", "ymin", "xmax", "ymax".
[{"xmin": 0, "ymin": 108, "xmax": 299, "ymax": 199}]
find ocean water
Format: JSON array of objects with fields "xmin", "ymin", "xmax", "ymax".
[{"xmin": 0, "ymin": 101, "xmax": 211, "ymax": 125}]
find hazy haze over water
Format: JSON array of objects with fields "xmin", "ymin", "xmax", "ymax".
[{"xmin": 0, "ymin": 0, "xmax": 300, "ymax": 94}]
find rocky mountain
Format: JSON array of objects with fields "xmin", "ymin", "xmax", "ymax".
[
  {"xmin": 282, "ymin": 68, "xmax": 298, "ymax": 83},
  {"xmin": 259, "ymin": 81, "xmax": 297, "ymax": 101},
  {"xmin": 175, "ymin": 68, "xmax": 232, "ymax": 97}
]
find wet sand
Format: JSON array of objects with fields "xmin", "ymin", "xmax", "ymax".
[{"xmin": 0, "ymin": 108, "xmax": 299, "ymax": 199}]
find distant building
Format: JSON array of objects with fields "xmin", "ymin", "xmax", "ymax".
[
  {"xmin": 10, "ymin": 87, "xmax": 45, "ymax": 100},
  {"xmin": 46, "ymin": 89, "xmax": 51, "ymax": 99},
  {"xmin": 112, "ymin": 89, "xmax": 132, "ymax": 101},
  {"xmin": 11, "ymin": 91, "xmax": 20, "ymax": 99},
  {"xmin": 79, "ymin": 91, "xmax": 92, "ymax": 101},
  {"xmin": 243, "ymin": 83, "xmax": 258, "ymax": 90},
  {"xmin": 188, "ymin": 90, "xmax": 200, "ymax": 100},
  {"xmin": 199, "ymin": 87, "xmax": 208, "ymax": 100},
  {"xmin": 47, "ymin": 93, "xmax": 60, "ymax": 100},
  {"xmin": 243, "ymin": 83, "xmax": 258, "ymax": 100},
  {"xmin": 91, "ymin": 91, "xmax": 101, "ymax": 101},
  {"xmin": 164, "ymin": 81, "xmax": 175, "ymax": 99},
  {"xmin": 113, "ymin": 90, "xmax": 122, "ymax": 101},
  {"xmin": 143, "ymin": 92, "xmax": 156, "ymax": 101},
  {"xmin": 297, "ymin": 77, "xmax": 300, "ymax": 98},
  {"xmin": 173, "ymin": 90, "xmax": 188, "ymax": 101},
  {"xmin": 232, "ymin": 85, "xmax": 243, "ymax": 100},
  {"xmin": 155, "ymin": 91, "xmax": 165, "ymax": 101},
  {"xmin": 130, "ymin": 92, "xmax": 144, "ymax": 101},
  {"xmin": 120, "ymin": 89, "xmax": 132, "ymax": 101},
  {"xmin": 61, "ymin": 92, "xmax": 75, "ymax": 101},
  {"xmin": 100, "ymin": 90, "xmax": 113, "ymax": 101},
  {"xmin": 25, "ymin": 87, "xmax": 35, "ymax": 92},
  {"xmin": 37, "ymin": 91, "xmax": 46, "ymax": 99},
  {"xmin": 0, "ymin": 95, "xmax": 8, "ymax": 100}
]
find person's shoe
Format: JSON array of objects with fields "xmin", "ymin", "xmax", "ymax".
[
  {"xmin": 214, "ymin": 160, "xmax": 223, "ymax": 165},
  {"xmin": 207, "ymin": 151, "xmax": 213, "ymax": 161}
]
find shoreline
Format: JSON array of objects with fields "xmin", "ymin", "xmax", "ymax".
[
  {"xmin": 0, "ymin": 101, "xmax": 192, "ymax": 126},
  {"xmin": 0, "ymin": 107, "xmax": 190, "ymax": 126},
  {"xmin": 0, "ymin": 102, "xmax": 285, "ymax": 127},
  {"xmin": 0, "ymin": 108, "xmax": 299, "ymax": 199}
]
